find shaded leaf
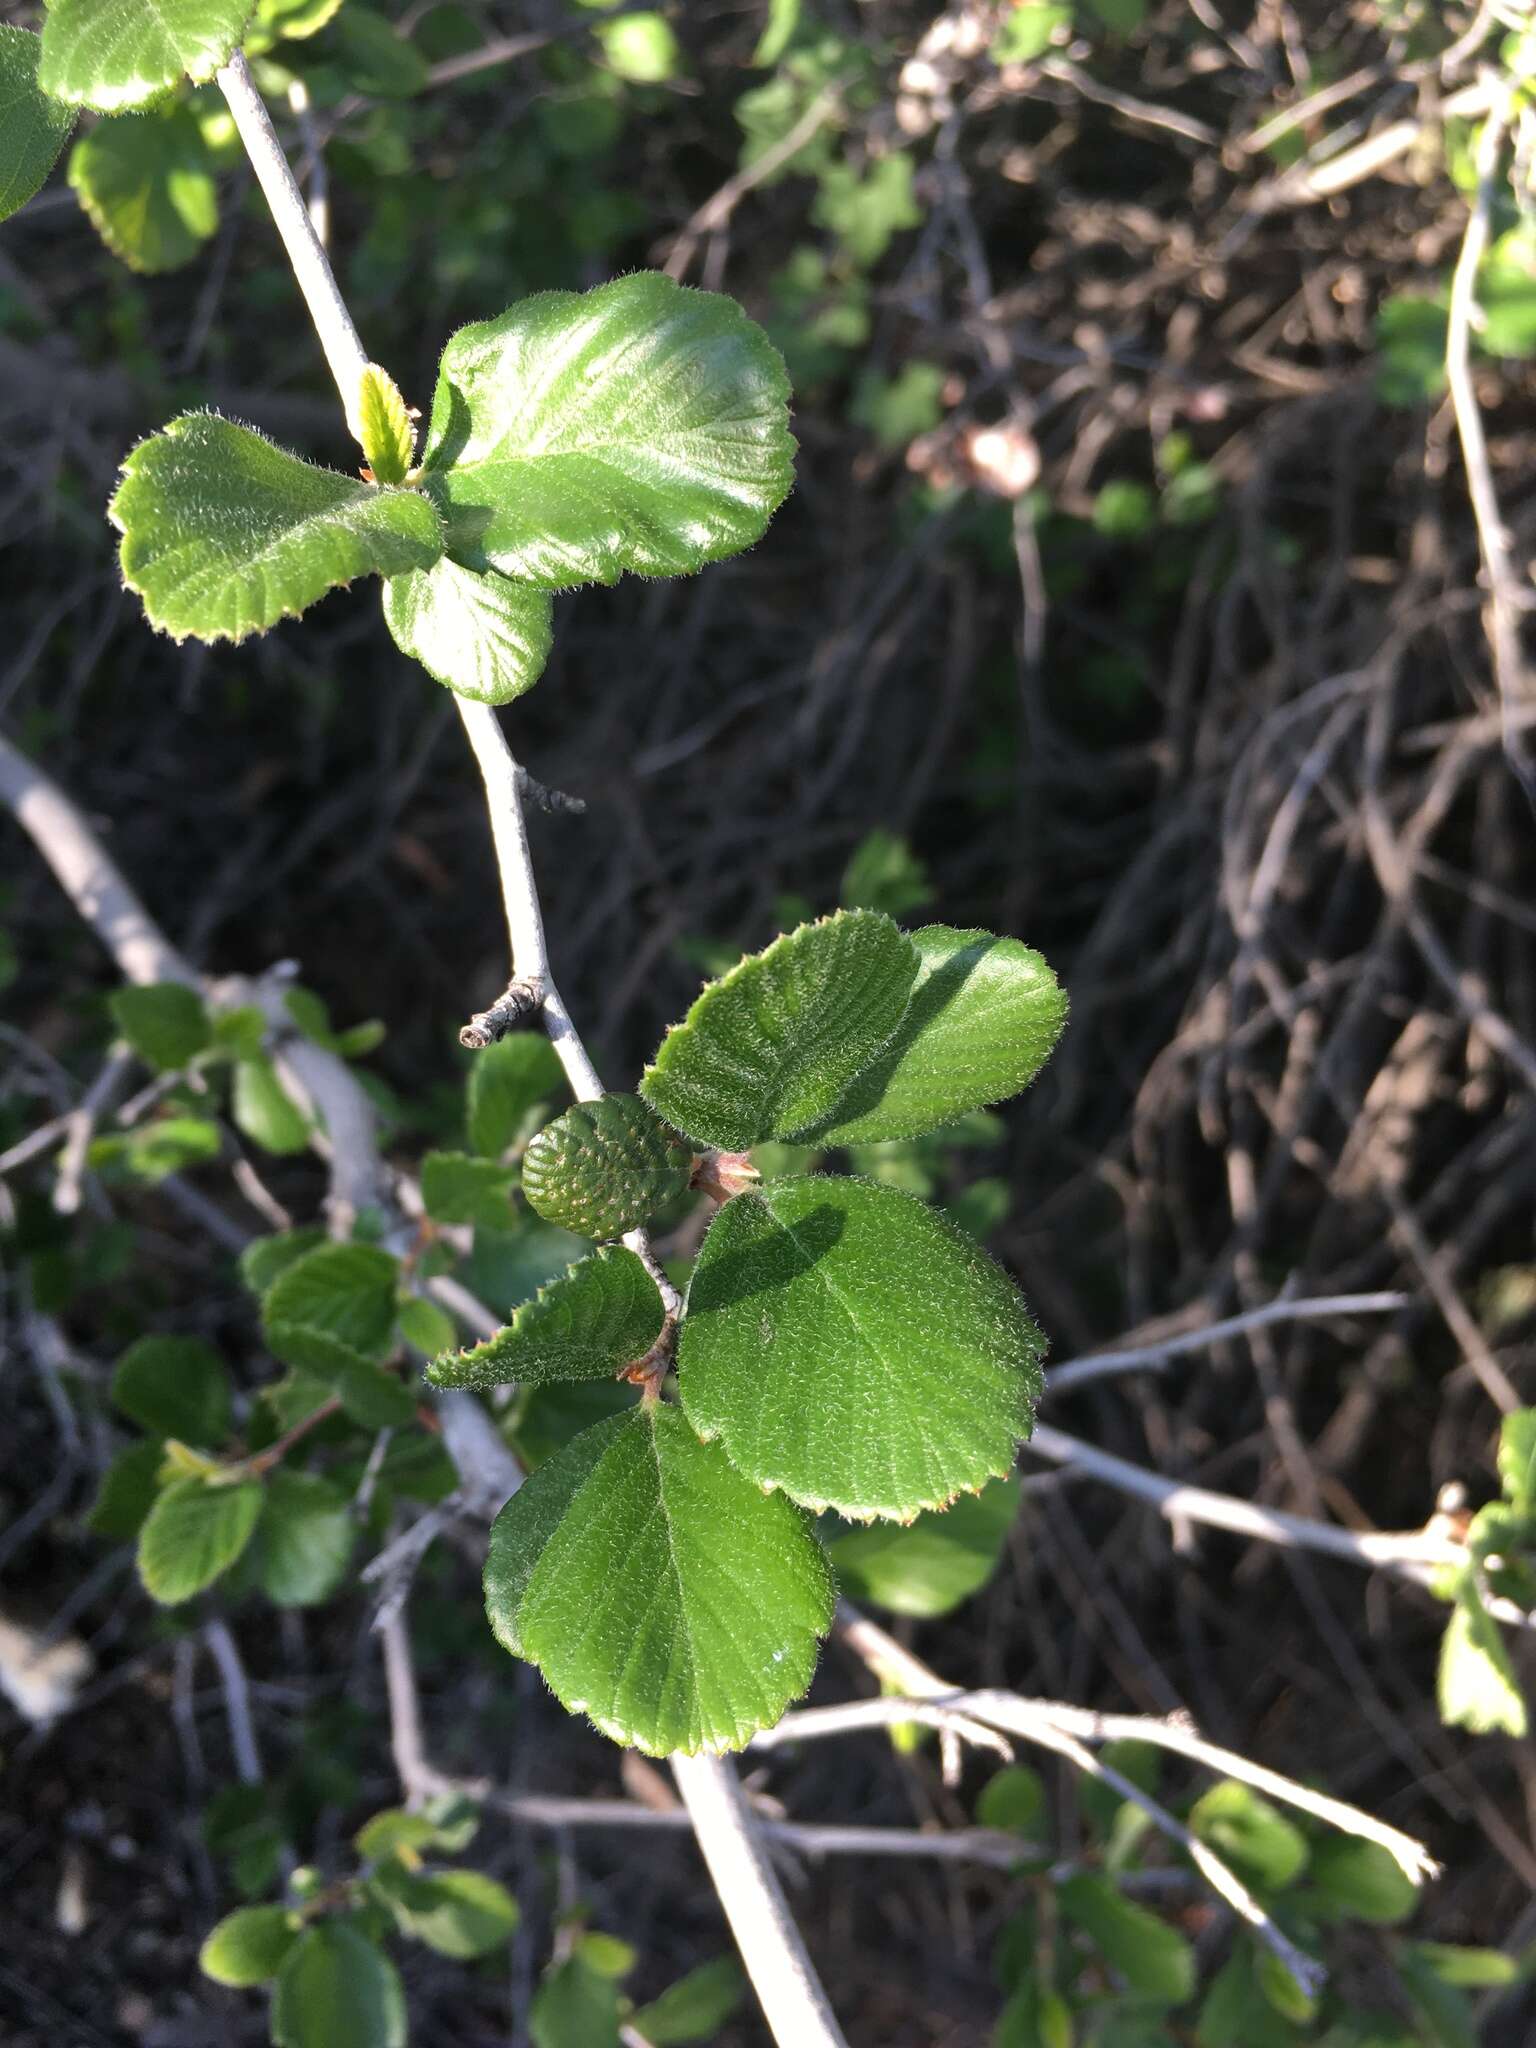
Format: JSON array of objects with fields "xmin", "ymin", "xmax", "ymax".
[
  {"xmin": 680, "ymin": 1175, "xmax": 1043, "ymax": 1519},
  {"xmin": 484, "ymin": 1402, "xmax": 834, "ymax": 1754},
  {"xmin": 254, "ymin": 1470, "xmax": 355, "ymax": 1607},
  {"xmin": 826, "ymin": 1475, "xmax": 1020, "ymax": 1616},
  {"xmin": 332, "ymin": 3, "xmax": 429, "ymax": 96},
  {"xmin": 976, "ymin": 1764, "xmax": 1045, "ymax": 1839},
  {"xmin": 199, "ymin": 1904, "xmax": 300, "ymax": 1987},
  {"xmin": 522, "ymin": 1093, "xmax": 693, "ymax": 1238},
  {"xmin": 239, "ymin": 1228, "xmax": 327, "ymax": 1299},
  {"xmin": 466, "ymin": 1031, "xmax": 563, "ymax": 1156},
  {"xmin": 112, "ymin": 414, "xmax": 443, "ymax": 645},
  {"xmin": 263, "ymin": 1242, "xmax": 398, "ymax": 1358},
  {"xmin": 1189, "ymin": 1781, "xmax": 1308, "ymax": 1893},
  {"xmin": 69, "ymin": 106, "xmax": 217, "ymax": 274},
  {"xmin": 531, "ymin": 1955, "xmax": 619, "ymax": 2048},
  {"xmin": 40, "ymin": 0, "xmax": 254, "ymax": 110},
  {"xmin": 373, "ymin": 1865, "xmax": 519, "ymax": 1957},
  {"xmin": 108, "ymin": 981, "xmax": 210, "ymax": 1072},
  {"xmin": 87, "ymin": 1437, "xmax": 166, "ymax": 1539},
  {"xmin": 840, "ymin": 827, "xmax": 933, "ymax": 920},
  {"xmin": 1305, "ymin": 1835, "xmax": 1419, "ymax": 1925},
  {"xmin": 137, "ymin": 1477, "xmax": 264, "ymax": 1603},
  {"xmin": 265, "ymin": 1324, "xmax": 414, "ymax": 1427},
  {"xmin": 383, "ymin": 556, "xmax": 554, "ymax": 703},
  {"xmin": 0, "ymin": 26, "xmax": 75, "ymax": 223},
  {"xmin": 112, "ymin": 1334, "xmax": 231, "ymax": 1446},
  {"xmin": 1497, "ymin": 1408, "xmax": 1536, "ymax": 1515},
  {"xmin": 1057, "ymin": 1873, "xmax": 1195, "ymax": 2007},
  {"xmin": 429, "ymin": 1245, "xmax": 664, "ymax": 1391},
  {"xmin": 422, "ymin": 272, "xmax": 794, "ymax": 590},
  {"xmin": 641, "ymin": 911, "xmax": 918, "ymax": 1150},
  {"xmin": 420, "ymin": 1150, "xmax": 515, "ymax": 1232},
  {"xmin": 233, "ymin": 1053, "xmax": 312, "ymax": 1154},
  {"xmin": 271, "ymin": 1923, "xmax": 406, "ymax": 2048},
  {"xmin": 802, "ymin": 926, "xmax": 1066, "ymax": 1145},
  {"xmin": 632, "ymin": 1958, "xmax": 747, "ymax": 2044}
]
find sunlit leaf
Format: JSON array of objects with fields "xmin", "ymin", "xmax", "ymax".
[
  {"xmin": 383, "ymin": 556, "xmax": 553, "ymax": 703},
  {"xmin": 199, "ymin": 1904, "xmax": 301, "ymax": 1987},
  {"xmin": 429, "ymin": 1245, "xmax": 665, "ymax": 1391},
  {"xmin": 40, "ymin": 0, "xmax": 254, "ymax": 111},
  {"xmin": 137, "ymin": 1476, "xmax": 264, "ymax": 1603},
  {"xmin": 69, "ymin": 107, "xmax": 218, "ymax": 273}
]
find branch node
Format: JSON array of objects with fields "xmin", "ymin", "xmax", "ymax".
[{"xmin": 459, "ymin": 978, "xmax": 545, "ymax": 1050}]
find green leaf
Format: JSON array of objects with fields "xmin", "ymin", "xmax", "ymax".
[
  {"xmin": 332, "ymin": 4, "xmax": 430, "ymax": 97},
  {"xmin": 357, "ymin": 364, "xmax": 415, "ymax": 486},
  {"xmin": 1477, "ymin": 230, "xmax": 1536, "ymax": 358},
  {"xmin": 356, "ymin": 1793, "xmax": 480, "ymax": 1862},
  {"xmin": 39, "ymin": 0, "xmax": 254, "ymax": 110},
  {"xmin": 69, "ymin": 105, "xmax": 217, "ymax": 274},
  {"xmin": 253, "ymin": 1470, "xmax": 355, "ymax": 1607},
  {"xmin": 137, "ymin": 1476, "xmax": 264, "ymax": 1603},
  {"xmin": 826, "ymin": 1475, "xmax": 1019, "ymax": 1617},
  {"xmin": 420, "ymin": 1149, "xmax": 515, "ymax": 1232},
  {"xmin": 1438, "ymin": 1578, "xmax": 1527, "ymax": 1735},
  {"xmin": 429, "ymin": 1245, "xmax": 664, "ymax": 1391},
  {"xmin": 992, "ymin": 4, "xmax": 1071, "ymax": 62},
  {"xmin": 254, "ymin": 0, "xmax": 346, "ymax": 39},
  {"xmin": 1498, "ymin": 1408, "xmax": 1536, "ymax": 1514},
  {"xmin": 0, "ymin": 27, "xmax": 75, "ymax": 223},
  {"xmin": 397, "ymin": 1295, "xmax": 457, "ymax": 1357},
  {"xmin": 233, "ymin": 1053, "xmax": 313, "ymax": 1154},
  {"xmin": 88, "ymin": 1437, "xmax": 165, "ymax": 1539},
  {"xmin": 466, "ymin": 1031, "xmax": 563, "ymax": 1155},
  {"xmin": 91, "ymin": 1114, "xmax": 223, "ymax": 1181},
  {"xmin": 632, "ymin": 1957, "xmax": 748, "ymax": 2044},
  {"xmin": 840, "ymin": 828, "xmax": 933, "ymax": 920},
  {"xmin": 421, "ymin": 272, "xmax": 794, "ymax": 590},
  {"xmin": 239, "ymin": 1227, "xmax": 327, "ymax": 1298},
  {"xmin": 374, "ymin": 1866, "xmax": 519, "ymax": 1957},
  {"xmin": 111, "ymin": 414, "xmax": 443, "ymax": 645},
  {"xmin": 522, "ymin": 1093, "xmax": 693, "ymax": 1238},
  {"xmin": 753, "ymin": 0, "xmax": 803, "ymax": 66},
  {"xmin": 272, "ymin": 1923, "xmax": 407, "ymax": 2048},
  {"xmin": 1373, "ymin": 294, "xmax": 1449, "ymax": 407},
  {"xmin": 641, "ymin": 911, "xmax": 919, "ymax": 1150},
  {"xmin": 531, "ymin": 1955, "xmax": 620, "ymax": 2048},
  {"xmin": 1398, "ymin": 1944, "xmax": 1479, "ymax": 2048},
  {"xmin": 263, "ymin": 1242, "xmax": 398, "ymax": 1358},
  {"xmin": 112, "ymin": 1334, "xmax": 231, "ymax": 1446},
  {"xmin": 383, "ymin": 556, "xmax": 554, "ymax": 704},
  {"xmin": 1404, "ymin": 1943, "xmax": 1516, "ymax": 1989},
  {"xmin": 1304, "ymin": 1835, "xmax": 1418, "ymax": 1925},
  {"xmin": 484, "ymin": 1402, "xmax": 834, "ymax": 1754},
  {"xmin": 801, "ymin": 926, "xmax": 1066, "ymax": 1145},
  {"xmin": 265, "ymin": 1324, "xmax": 414, "ymax": 1427},
  {"xmin": 978, "ymin": 1765, "xmax": 1047, "ymax": 1845},
  {"xmin": 1198, "ymin": 1947, "xmax": 1297, "ymax": 2048},
  {"xmin": 679, "ymin": 1176, "xmax": 1043, "ymax": 1519},
  {"xmin": 1056, "ymin": 1874, "xmax": 1195, "ymax": 2007},
  {"xmin": 595, "ymin": 12, "xmax": 681, "ymax": 82},
  {"xmin": 200, "ymin": 1904, "xmax": 300, "ymax": 1987},
  {"xmin": 812, "ymin": 153, "xmax": 922, "ymax": 266},
  {"xmin": 108, "ymin": 982, "xmax": 210, "ymax": 1071},
  {"xmin": 1189, "ymin": 1781, "xmax": 1307, "ymax": 1892}
]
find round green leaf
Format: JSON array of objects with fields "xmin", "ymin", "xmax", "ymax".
[
  {"xmin": 199, "ymin": 1903, "xmax": 300, "ymax": 1987},
  {"xmin": 108, "ymin": 981, "xmax": 210, "ymax": 1071},
  {"xmin": 264, "ymin": 1324, "xmax": 415, "ymax": 1428},
  {"xmin": 40, "ymin": 0, "xmax": 254, "ymax": 111},
  {"xmin": 69, "ymin": 107, "xmax": 218, "ymax": 274},
  {"xmin": 800, "ymin": 926, "xmax": 1066, "ymax": 1145},
  {"xmin": 679, "ymin": 1176, "xmax": 1043, "ymax": 1520},
  {"xmin": 112, "ymin": 1334, "xmax": 231, "ymax": 1446},
  {"xmin": 374, "ymin": 1866, "xmax": 519, "ymax": 1957},
  {"xmin": 383, "ymin": 557, "xmax": 554, "ymax": 704},
  {"xmin": 484, "ymin": 1402, "xmax": 834, "ymax": 1754},
  {"xmin": 137, "ymin": 1477, "xmax": 264, "ymax": 1603},
  {"xmin": 522, "ymin": 1093, "xmax": 693, "ymax": 1238},
  {"xmin": 421, "ymin": 272, "xmax": 794, "ymax": 590},
  {"xmin": 641, "ymin": 911, "xmax": 919, "ymax": 1150},
  {"xmin": 272, "ymin": 1923, "xmax": 406, "ymax": 2048},
  {"xmin": 233, "ymin": 1053, "xmax": 312, "ymax": 1154},
  {"xmin": 429, "ymin": 1245, "xmax": 665, "ymax": 1391},
  {"xmin": 826, "ymin": 1475, "xmax": 1020, "ymax": 1617},
  {"xmin": 531, "ymin": 1955, "xmax": 620, "ymax": 2048},
  {"xmin": 111, "ymin": 414, "xmax": 444, "ymax": 646},
  {"xmin": 262, "ymin": 1242, "xmax": 398, "ymax": 1358},
  {"xmin": 0, "ymin": 27, "xmax": 75, "ymax": 223},
  {"xmin": 253, "ymin": 1470, "xmax": 355, "ymax": 1607}
]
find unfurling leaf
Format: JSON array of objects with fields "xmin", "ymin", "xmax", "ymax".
[
  {"xmin": 800, "ymin": 926, "xmax": 1066, "ymax": 1145},
  {"xmin": 522, "ymin": 1093, "xmax": 693, "ymax": 1238},
  {"xmin": 641, "ymin": 911, "xmax": 918, "ymax": 1150},
  {"xmin": 111, "ymin": 414, "xmax": 443, "ymax": 645},
  {"xmin": 69, "ymin": 107, "xmax": 219, "ymax": 274},
  {"xmin": 429, "ymin": 1245, "xmax": 665, "ymax": 1391},
  {"xmin": 357, "ymin": 364, "xmax": 415, "ymax": 485},
  {"xmin": 137, "ymin": 1476, "xmax": 264, "ymax": 1603},
  {"xmin": 679, "ymin": 1175, "xmax": 1044, "ymax": 1519},
  {"xmin": 0, "ymin": 27, "xmax": 75, "ymax": 223},
  {"xmin": 420, "ymin": 272, "xmax": 794, "ymax": 589},
  {"xmin": 484, "ymin": 1401, "xmax": 834, "ymax": 1754},
  {"xmin": 383, "ymin": 555, "xmax": 553, "ymax": 703},
  {"xmin": 39, "ymin": 0, "xmax": 254, "ymax": 110}
]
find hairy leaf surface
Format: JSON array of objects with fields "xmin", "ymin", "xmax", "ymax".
[
  {"xmin": 430, "ymin": 1245, "xmax": 665, "ymax": 1390},
  {"xmin": 0, "ymin": 27, "xmax": 75, "ymax": 222},
  {"xmin": 40, "ymin": 0, "xmax": 255, "ymax": 110},
  {"xmin": 679, "ymin": 1176, "xmax": 1044, "ymax": 1519},
  {"xmin": 68, "ymin": 107, "xmax": 218, "ymax": 273},
  {"xmin": 803, "ymin": 926, "xmax": 1066, "ymax": 1144},
  {"xmin": 484, "ymin": 1402, "xmax": 833, "ymax": 1753},
  {"xmin": 383, "ymin": 555, "xmax": 553, "ymax": 703},
  {"xmin": 422, "ymin": 272, "xmax": 794, "ymax": 589},
  {"xmin": 112, "ymin": 414, "xmax": 443, "ymax": 644},
  {"xmin": 641, "ymin": 911, "xmax": 918, "ymax": 1149},
  {"xmin": 522, "ymin": 1093, "xmax": 693, "ymax": 1238}
]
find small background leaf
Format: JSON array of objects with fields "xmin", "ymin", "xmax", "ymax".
[
  {"xmin": 112, "ymin": 1334, "xmax": 231, "ymax": 1446},
  {"xmin": 271, "ymin": 1923, "xmax": 407, "ymax": 2048},
  {"xmin": 826, "ymin": 1475, "xmax": 1020, "ymax": 1616},
  {"xmin": 253, "ymin": 1470, "xmax": 356, "ymax": 1607},
  {"xmin": 199, "ymin": 1904, "xmax": 299, "ymax": 1987},
  {"xmin": 467, "ymin": 1032, "xmax": 563, "ymax": 1155},
  {"xmin": 137, "ymin": 1477, "xmax": 264, "ymax": 1603},
  {"xmin": 109, "ymin": 982, "xmax": 210, "ymax": 1071}
]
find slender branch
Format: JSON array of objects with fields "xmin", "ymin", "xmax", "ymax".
[
  {"xmin": 216, "ymin": 52, "xmax": 369, "ymax": 438},
  {"xmin": 203, "ymin": 1619, "xmax": 263, "ymax": 1786},
  {"xmin": 1047, "ymin": 1290, "xmax": 1408, "ymax": 1392}
]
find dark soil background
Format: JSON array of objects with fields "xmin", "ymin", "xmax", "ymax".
[{"xmin": 2, "ymin": 2, "xmax": 1535, "ymax": 2043}]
